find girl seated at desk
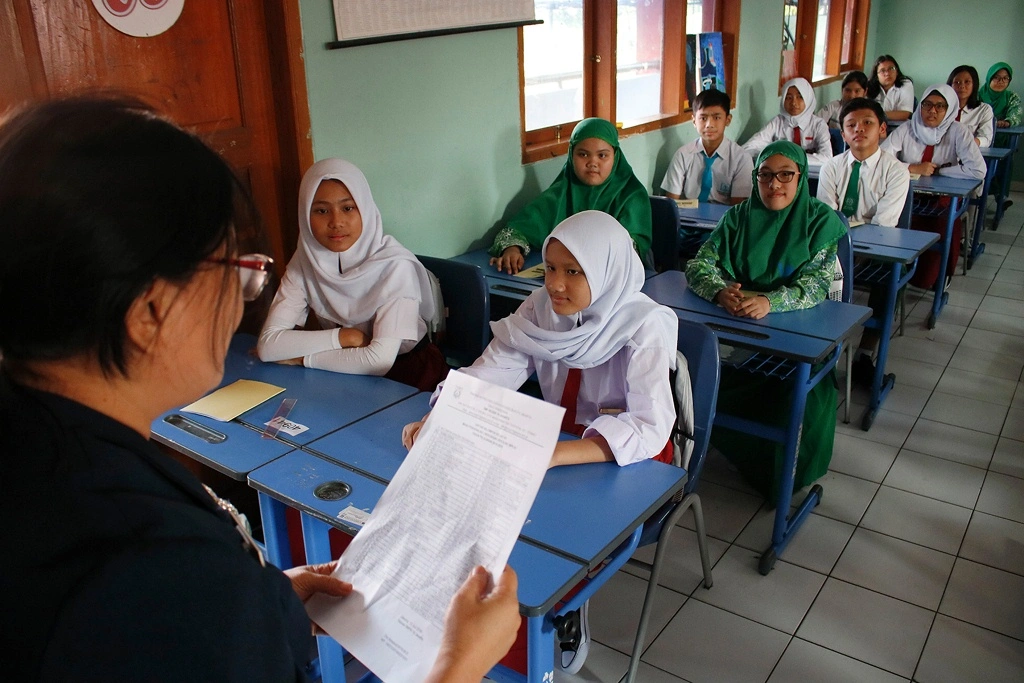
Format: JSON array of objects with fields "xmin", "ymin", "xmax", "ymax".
[
  {"xmin": 257, "ymin": 158, "xmax": 447, "ymax": 391},
  {"xmin": 947, "ymin": 65, "xmax": 994, "ymax": 147},
  {"xmin": 488, "ymin": 118, "xmax": 652, "ymax": 274},
  {"xmin": 686, "ymin": 140, "xmax": 846, "ymax": 503},
  {"xmin": 743, "ymin": 77, "xmax": 833, "ymax": 167},
  {"xmin": 867, "ymin": 55, "xmax": 915, "ymax": 122},
  {"xmin": 405, "ymin": 211, "xmax": 678, "ymax": 674},
  {"xmin": 880, "ymin": 84, "xmax": 986, "ymax": 289}
]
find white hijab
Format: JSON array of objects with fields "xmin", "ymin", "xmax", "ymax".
[
  {"xmin": 910, "ymin": 84, "xmax": 959, "ymax": 146},
  {"xmin": 289, "ymin": 158, "xmax": 435, "ymax": 329},
  {"xmin": 491, "ymin": 211, "xmax": 677, "ymax": 370},
  {"xmin": 780, "ymin": 77, "xmax": 818, "ymax": 130}
]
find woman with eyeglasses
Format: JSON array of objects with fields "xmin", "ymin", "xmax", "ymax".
[
  {"xmin": 257, "ymin": 158, "xmax": 448, "ymax": 392},
  {"xmin": 685, "ymin": 141, "xmax": 846, "ymax": 503},
  {"xmin": 0, "ymin": 97, "xmax": 519, "ymax": 682},
  {"xmin": 881, "ymin": 84, "xmax": 986, "ymax": 289},
  {"xmin": 866, "ymin": 55, "xmax": 915, "ymax": 122},
  {"xmin": 980, "ymin": 63, "xmax": 1021, "ymax": 153}
]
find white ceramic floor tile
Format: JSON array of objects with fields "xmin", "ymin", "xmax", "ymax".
[
  {"xmin": 699, "ymin": 449, "xmax": 760, "ymax": 496},
  {"xmin": 986, "ymin": 281, "xmax": 1024, "ymax": 301},
  {"xmin": 834, "ymin": 405, "xmax": 916, "ymax": 449},
  {"xmin": 643, "ymin": 599, "xmax": 790, "ymax": 683},
  {"xmin": 589, "ymin": 570, "xmax": 686, "ymax": 656},
  {"xmin": 990, "ymin": 436, "xmax": 1024, "ymax": 479},
  {"xmin": 902, "ymin": 320, "xmax": 967, "ymax": 346},
  {"xmin": 915, "ymin": 614, "xmax": 1024, "ymax": 683},
  {"xmin": 947, "ymin": 275, "xmax": 995, "ymax": 294},
  {"xmin": 935, "ymin": 367, "xmax": 1018, "ymax": 406},
  {"xmin": 909, "ymin": 302, "xmax": 977, "ymax": 327},
  {"xmin": 971, "ymin": 310, "xmax": 1024, "ymax": 337},
  {"xmin": 875, "ymin": 382, "xmax": 932, "ymax": 417},
  {"xmin": 886, "ymin": 335, "xmax": 958, "ymax": 366},
  {"xmin": 882, "ymin": 355, "xmax": 945, "ymax": 391},
  {"xmin": 768, "ymin": 638, "xmax": 908, "ymax": 683},
  {"xmin": 921, "ymin": 392, "xmax": 1009, "ymax": 435},
  {"xmin": 804, "ymin": 470, "xmax": 880, "ymax": 526},
  {"xmin": 980, "ymin": 295, "xmax": 1024, "ymax": 318},
  {"xmin": 947, "ymin": 345, "xmax": 1024, "ymax": 379},
  {"xmin": 994, "ymin": 268, "xmax": 1024, "ymax": 285},
  {"xmin": 678, "ymin": 480, "xmax": 764, "ymax": 544},
  {"xmin": 882, "ymin": 449, "xmax": 986, "ymax": 509},
  {"xmin": 553, "ymin": 640, "xmax": 688, "ymax": 683},
  {"xmin": 964, "ymin": 264, "xmax": 999, "ymax": 281},
  {"xmin": 860, "ymin": 486, "xmax": 971, "ymax": 554},
  {"xmin": 690, "ymin": 546, "xmax": 826, "ymax": 634},
  {"xmin": 976, "ymin": 471, "xmax": 1024, "ymax": 524},
  {"xmin": 959, "ymin": 511, "xmax": 1024, "ymax": 578},
  {"xmin": 959, "ymin": 326, "xmax": 1024, "ymax": 357},
  {"xmin": 828, "ymin": 432, "xmax": 899, "ymax": 483},
  {"xmin": 733, "ymin": 507, "xmax": 854, "ymax": 575},
  {"xmin": 625, "ymin": 526, "xmax": 729, "ymax": 596},
  {"xmin": 939, "ymin": 558, "xmax": 1024, "ymax": 640},
  {"xmin": 944, "ymin": 288, "xmax": 985, "ymax": 309},
  {"xmin": 1013, "ymin": 383, "xmax": 1024, "ymax": 407},
  {"xmin": 1002, "ymin": 407, "xmax": 1024, "ymax": 441},
  {"xmin": 831, "ymin": 527, "xmax": 955, "ymax": 610},
  {"xmin": 903, "ymin": 419, "xmax": 997, "ymax": 469},
  {"xmin": 796, "ymin": 578, "xmax": 933, "ymax": 678}
]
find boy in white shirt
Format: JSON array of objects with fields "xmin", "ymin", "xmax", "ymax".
[
  {"xmin": 817, "ymin": 98, "xmax": 910, "ymax": 380},
  {"xmin": 661, "ymin": 89, "xmax": 753, "ymax": 256}
]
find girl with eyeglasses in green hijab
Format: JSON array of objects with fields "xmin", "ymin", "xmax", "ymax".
[{"xmin": 686, "ymin": 140, "xmax": 847, "ymax": 503}]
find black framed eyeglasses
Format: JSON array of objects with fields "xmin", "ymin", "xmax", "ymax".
[
  {"xmin": 205, "ymin": 253, "xmax": 274, "ymax": 301},
  {"xmin": 755, "ymin": 170, "xmax": 799, "ymax": 184}
]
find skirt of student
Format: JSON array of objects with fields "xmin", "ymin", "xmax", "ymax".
[
  {"xmin": 710, "ymin": 364, "xmax": 837, "ymax": 505},
  {"xmin": 908, "ymin": 196, "xmax": 960, "ymax": 290},
  {"xmin": 383, "ymin": 337, "xmax": 449, "ymax": 392}
]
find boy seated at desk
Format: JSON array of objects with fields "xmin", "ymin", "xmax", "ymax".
[
  {"xmin": 660, "ymin": 89, "xmax": 753, "ymax": 258},
  {"xmin": 816, "ymin": 98, "xmax": 910, "ymax": 382}
]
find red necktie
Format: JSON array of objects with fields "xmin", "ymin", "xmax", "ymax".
[
  {"xmin": 922, "ymin": 145, "xmax": 934, "ymax": 163},
  {"xmin": 559, "ymin": 368, "xmax": 585, "ymax": 436},
  {"xmin": 955, "ymin": 109, "xmax": 962, "ymax": 122},
  {"xmin": 792, "ymin": 126, "xmax": 802, "ymax": 145}
]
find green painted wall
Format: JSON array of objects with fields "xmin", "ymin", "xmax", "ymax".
[{"xmin": 297, "ymin": 0, "xmax": 1014, "ymax": 258}]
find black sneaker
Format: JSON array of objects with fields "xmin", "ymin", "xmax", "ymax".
[
  {"xmin": 1003, "ymin": 199, "xmax": 1014, "ymax": 212},
  {"xmin": 851, "ymin": 355, "xmax": 876, "ymax": 386},
  {"xmin": 555, "ymin": 600, "xmax": 590, "ymax": 674}
]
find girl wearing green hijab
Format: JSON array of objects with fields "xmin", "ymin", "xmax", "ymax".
[
  {"xmin": 686, "ymin": 140, "xmax": 847, "ymax": 502},
  {"xmin": 489, "ymin": 118, "xmax": 652, "ymax": 273},
  {"xmin": 980, "ymin": 63, "xmax": 1022, "ymax": 151}
]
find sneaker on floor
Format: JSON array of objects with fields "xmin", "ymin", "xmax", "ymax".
[
  {"xmin": 851, "ymin": 355, "xmax": 876, "ymax": 386},
  {"xmin": 1003, "ymin": 199, "xmax": 1013, "ymax": 212},
  {"xmin": 556, "ymin": 600, "xmax": 590, "ymax": 674}
]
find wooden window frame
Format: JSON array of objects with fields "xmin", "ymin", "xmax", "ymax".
[
  {"xmin": 783, "ymin": 0, "xmax": 870, "ymax": 88},
  {"xmin": 520, "ymin": 0, "xmax": 740, "ymax": 164}
]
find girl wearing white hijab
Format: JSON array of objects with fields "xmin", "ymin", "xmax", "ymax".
[
  {"xmin": 257, "ymin": 158, "xmax": 447, "ymax": 391},
  {"xmin": 743, "ymin": 77, "xmax": 833, "ymax": 167},
  {"xmin": 403, "ymin": 210, "xmax": 678, "ymax": 675},
  {"xmin": 880, "ymin": 84, "xmax": 986, "ymax": 288}
]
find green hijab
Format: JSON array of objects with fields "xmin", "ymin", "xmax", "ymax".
[
  {"xmin": 506, "ymin": 118, "xmax": 652, "ymax": 256},
  {"xmin": 712, "ymin": 141, "xmax": 846, "ymax": 292},
  {"xmin": 980, "ymin": 62, "xmax": 1014, "ymax": 120}
]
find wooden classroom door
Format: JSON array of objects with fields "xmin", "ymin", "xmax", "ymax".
[{"xmin": 0, "ymin": 0, "xmax": 310, "ymax": 272}]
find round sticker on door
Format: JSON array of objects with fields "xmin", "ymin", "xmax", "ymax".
[{"xmin": 91, "ymin": 0, "xmax": 185, "ymax": 37}]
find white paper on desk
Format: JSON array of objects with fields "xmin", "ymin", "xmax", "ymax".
[{"xmin": 305, "ymin": 370, "xmax": 563, "ymax": 683}]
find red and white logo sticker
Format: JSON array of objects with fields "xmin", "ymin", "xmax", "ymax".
[{"xmin": 91, "ymin": 0, "xmax": 184, "ymax": 37}]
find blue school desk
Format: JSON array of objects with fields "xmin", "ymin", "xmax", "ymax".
[
  {"xmin": 972, "ymin": 147, "xmax": 1014, "ymax": 268},
  {"xmin": 451, "ymin": 248, "xmax": 545, "ymax": 303},
  {"xmin": 991, "ymin": 125, "xmax": 1024, "ymax": 230},
  {"xmin": 911, "ymin": 175, "xmax": 983, "ymax": 328},
  {"xmin": 252, "ymin": 419, "xmax": 685, "ymax": 682},
  {"xmin": 850, "ymin": 225, "xmax": 939, "ymax": 430},
  {"xmin": 641, "ymin": 270, "xmax": 870, "ymax": 574},
  {"xmin": 676, "ymin": 201, "xmax": 729, "ymax": 232}
]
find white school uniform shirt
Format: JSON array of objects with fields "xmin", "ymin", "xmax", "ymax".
[
  {"xmin": 956, "ymin": 103, "xmax": 995, "ymax": 147},
  {"xmin": 816, "ymin": 148, "xmax": 910, "ymax": 227},
  {"xmin": 431, "ymin": 311, "xmax": 675, "ymax": 467},
  {"xmin": 876, "ymin": 80, "xmax": 916, "ymax": 113},
  {"xmin": 660, "ymin": 137, "xmax": 754, "ymax": 202},
  {"xmin": 743, "ymin": 115, "xmax": 834, "ymax": 167},
  {"xmin": 817, "ymin": 99, "xmax": 843, "ymax": 129},
  {"xmin": 880, "ymin": 120, "xmax": 987, "ymax": 183}
]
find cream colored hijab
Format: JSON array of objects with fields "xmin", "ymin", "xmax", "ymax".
[
  {"xmin": 289, "ymin": 158, "xmax": 435, "ymax": 334},
  {"xmin": 491, "ymin": 211, "xmax": 677, "ymax": 369}
]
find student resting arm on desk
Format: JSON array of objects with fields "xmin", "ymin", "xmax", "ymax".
[
  {"xmin": 687, "ymin": 140, "xmax": 847, "ymax": 320},
  {"xmin": 686, "ymin": 140, "xmax": 847, "ymax": 504},
  {"xmin": 406, "ymin": 212, "xmax": 678, "ymax": 675},
  {"xmin": 488, "ymin": 118, "xmax": 652, "ymax": 274},
  {"xmin": 257, "ymin": 159, "xmax": 447, "ymax": 391},
  {"xmin": 0, "ymin": 96, "xmax": 518, "ymax": 683}
]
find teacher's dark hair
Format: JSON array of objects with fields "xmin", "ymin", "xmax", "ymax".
[{"xmin": 0, "ymin": 96, "xmax": 250, "ymax": 376}]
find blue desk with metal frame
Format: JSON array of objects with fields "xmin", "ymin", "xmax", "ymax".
[
  {"xmin": 850, "ymin": 225, "xmax": 938, "ymax": 429},
  {"xmin": 991, "ymin": 125, "xmax": 1024, "ymax": 230},
  {"xmin": 676, "ymin": 201, "xmax": 729, "ymax": 233},
  {"xmin": 642, "ymin": 271, "xmax": 870, "ymax": 574},
  {"xmin": 972, "ymin": 147, "xmax": 1014, "ymax": 268},
  {"xmin": 910, "ymin": 175, "xmax": 982, "ymax": 329},
  {"xmin": 450, "ymin": 248, "xmax": 545, "ymax": 303}
]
